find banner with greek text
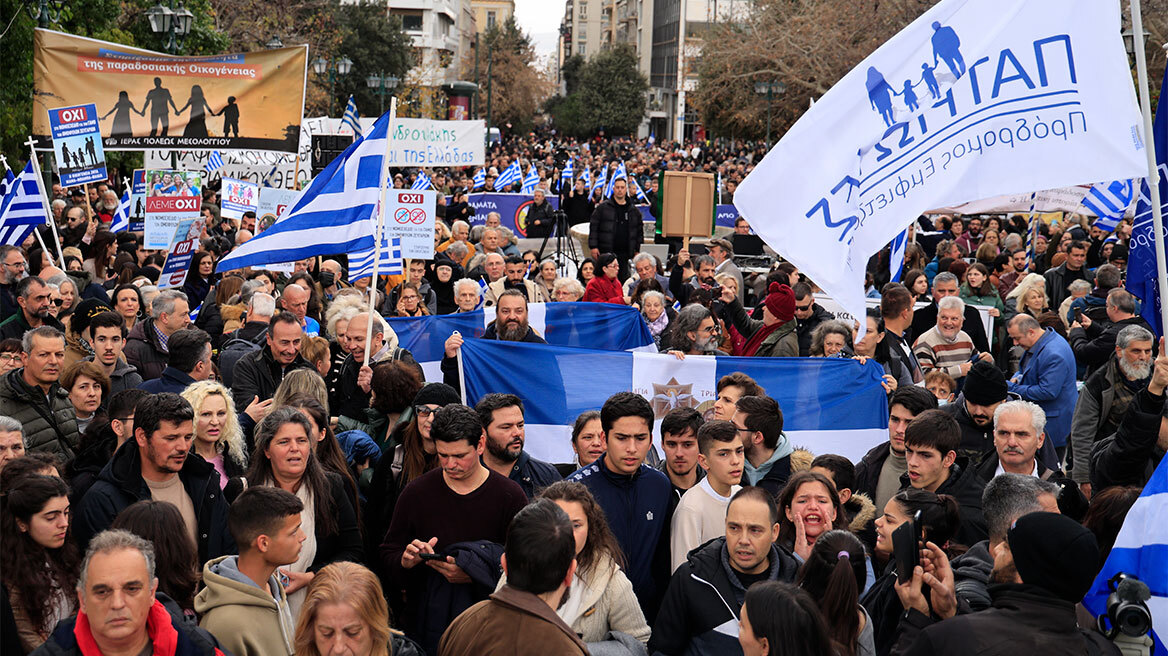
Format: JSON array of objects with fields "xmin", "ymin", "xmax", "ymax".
[
  {"xmin": 33, "ymin": 29, "xmax": 307, "ymax": 153},
  {"xmin": 144, "ymin": 170, "xmax": 202, "ymax": 250},
  {"xmin": 735, "ymin": 0, "xmax": 1147, "ymax": 338},
  {"xmin": 386, "ymin": 118, "xmax": 485, "ymax": 167}
]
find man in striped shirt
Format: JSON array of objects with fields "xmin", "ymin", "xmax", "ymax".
[{"xmin": 913, "ymin": 296, "xmax": 993, "ymax": 382}]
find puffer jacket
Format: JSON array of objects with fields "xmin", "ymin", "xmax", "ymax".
[
  {"xmin": 0, "ymin": 368, "xmax": 80, "ymax": 464},
  {"xmin": 32, "ymin": 597, "xmax": 226, "ymax": 656},
  {"xmin": 589, "ymin": 197, "xmax": 644, "ymax": 255},
  {"xmin": 124, "ymin": 318, "xmax": 168, "ymax": 381}
]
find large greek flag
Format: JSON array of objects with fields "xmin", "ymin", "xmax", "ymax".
[
  {"xmin": 1082, "ymin": 179, "xmax": 1135, "ymax": 231},
  {"xmin": 735, "ymin": 0, "xmax": 1148, "ymax": 339},
  {"xmin": 459, "ymin": 338, "xmax": 890, "ymax": 464},
  {"xmin": 1082, "ymin": 457, "xmax": 1168, "ymax": 655},
  {"xmin": 1127, "ymin": 65, "xmax": 1168, "ymax": 335},
  {"xmin": 216, "ymin": 111, "xmax": 395, "ymax": 272},
  {"xmin": 0, "ymin": 162, "xmax": 48, "ymax": 247},
  {"xmin": 495, "ymin": 160, "xmax": 522, "ymax": 190}
]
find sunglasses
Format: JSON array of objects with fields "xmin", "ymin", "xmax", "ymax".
[
  {"xmin": 51, "ymin": 298, "xmax": 65, "ymax": 306},
  {"xmin": 795, "ymin": 303, "xmax": 813, "ymax": 311},
  {"xmin": 414, "ymin": 405, "xmax": 440, "ymax": 416}
]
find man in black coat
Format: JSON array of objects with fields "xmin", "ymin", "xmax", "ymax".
[
  {"xmin": 474, "ymin": 393, "xmax": 561, "ymax": 499},
  {"xmin": 73, "ymin": 393, "xmax": 235, "ymax": 564},
  {"xmin": 909, "ymin": 272, "xmax": 989, "ymax": 354},
  {"xmin": 588, "ymin": 177, "xmax": 642, "ymax": 280},
  {"xmin": 899, "ymin": 410, "xmax": 988, "ymax": 546},
  {"xmin": 1090, "ymin": 346, "xmax": 1168, "ymax": 492},
  {"xmin": 441, "ymin": 290, "xmax": 546, "ymax": 395},
  {"xmin": 1068, "ymin": 288, "xmax": 1155, "ymax": 376},
  {"xmin": 855, "ymin": 386, "xmax": 938, "ymax": 512},
  {"xmin": 793, "ymin": 282, "xmax": 834, "ymax": 357}
]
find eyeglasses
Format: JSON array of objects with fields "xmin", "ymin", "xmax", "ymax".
[
  {"xmin": 795, "ymin": 303, "xmax": 814, "ymax": 311},
  {"xmin": 51, "ymin": 298, "xmax": 65, "ymax": 306},
  {"xmin": 0, "ymin": 353, "xmax": 18, "ymax": 362}
]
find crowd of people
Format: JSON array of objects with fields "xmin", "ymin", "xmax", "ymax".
[{"xmin": 0, "ymin": 136, "xmax": 1159, "ymax": 656}]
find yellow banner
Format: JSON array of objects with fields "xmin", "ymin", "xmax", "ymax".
[{"xmin": 33, "ymin": 29, "xmax": 307, "ymax": 153}]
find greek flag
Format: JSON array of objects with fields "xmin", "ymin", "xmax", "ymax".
[
  {"xmin": 580, "ymin": 166, "xmax": 592, "ymax": 191},
  {"xmin": 0, "ymin": 168, "xmax": 14, "ymax": 199},
  {"xmin": 648, "ymin": 131, "xmax": 655, "ymax": 145},
  {"xmin": 1082, "ymin": 457, "xmax": 1168, "ymax": 655},
  {"xmin": 0, "ymin": 162, "xmax": 48, "ymax": 247},
  {"xmin": 458, "ymin": 339, "xmax": 889, "ymax": 464},
  {"xmin": 472, "ymin": 168, "xmax": 486, "ymax": 190},
  {"xmin": 604, "ymin": 161, "xmax": 627, "ymax": 198},
  {"xmin": 216, "ymin": 111, "xmax": 394, "ymax": 272},
  {"xmin": 889, "ymin": 228, "xmax": 909, "ymax": 282},
  {"xmin": 411, "ymin": 170, "xmax": 432, "ymax": 190},
  {"xmin": 495, "ymin": 160, "xmax": 522, "ymax": 191},
  {"xmin": 716, "ymin": 172, "xmax": 723, "ymax": 200},
  {"xmin": 1082, "ymin": 179, "xmax": 1135, "ymax": 232},
  {"xmin": 561, "ymin": 158, "xmax": 574, "ymax": 186},
  {"xmin": 475, "ymin": 276, "xmax": 489, "ymax": 310},
  {"xmin": 204, "ymin": 150, "xmax": 225, "ymax": 174},
  {"xmin": 349, "ymin": 236, "xmax": 404, "ymax": 281},
  {"xmin": 109, "ymin": 188, "xmax": 132, "ymax": 233},
  {"xmin": 592, "ymin": 163, "xmax": 608, "ymax": 197},
  {"xmin": 341, "ymin": 96, "xmax": 362, "ymax": 138},
  {"xmin": 261, "ymin": 161, "xmax": 282, "ymax": 188},
  {"xmin": 1127, "ymin": 65, "xmax": 1168, "ymax": 336},
  {"xmin": 631, "ymin": 176, "xmax": 650, "ymax": 204},
  {"xmin": 520, "ymin": 164, "xmax": 539, "ymax": 194}
]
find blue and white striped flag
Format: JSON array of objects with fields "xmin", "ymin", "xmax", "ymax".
[
  {"xmin": 472, "ymin": 168, "xmax": 486, "ymax": 191},
  {"xmin": 495, "ymin": 160, "xmax": 522, "ymax": 191},
  {"xmin": 561, "ymin": 158, "xmax": 574, "ymax": 187},
  {"xmin": 592, "ymin": 163, "xmax": 608, "ymax": 197},
  {"xmin": 647, "ymin": 131, "xmax": 655, "ymax": 146},
  {"xmin": 475, "ymin": 276, "xmax": 489, "ymax": 309},
  {"xmin": 889, "ymin": 228, "xmax": 909, "ymax": 282},
  {"xmin": 716, "ymin": 172, "xmax": 723, "ymax": 200},
  {"xmin": 580, "ymin": 166, "xmax": 592, "ymax": 191},
  {"xmin": 261, "ymin": 161, "xmax": 282, "ymax": 188},
  {"xmin": 605, "ymin": 161, "xmax": 627, "ymax": 198},
  {"xmin": 349, "ymin": 236, "xmax": 404, "ymax": 281},
  {"xmin": 341, "ymin": 95, "xmax": 362, "ymax": 138},
  {"xmin": 0, "ymin": 167, "xmax": 14, "ymax": 200},
  {"xmin": 631, "ymin": 176, "xmax": 650, "ymax": 204},
  {"xmin": 520, "ymin": 164, "xmax": 539, "ymax": 195},
  {"xmin": 109, "ymin": 188, "xmax": 132, "ymax": 233},
  {"xmin": 411, "ymin": 169, "xmax": 432, "ymax": 190},
  {"xmin": 1082, "ymin": 179, "xmax": 1135, "ymax": 232},
  {"xmin": 216, "ymin": 111, "xmax": 396, "ymax": 272},
  {"xmin": 205, "ymin": 150, "xmax": 225, "ymax": 174},
  {"xmin": 1082, "ymin": 457, "xmax": 1168, "ymax": 655},
  {"xmin": 0, "ymin": 162, "xmax": 48, "ymax": 247}
]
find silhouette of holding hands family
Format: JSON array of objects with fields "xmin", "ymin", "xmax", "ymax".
[
  {"xmin": 866, "ymin": 21, "xmax": 967, "ymax": 127},
  {"xmin": 102, "ymin": 78, "xmax": 241, "ymax": 138}
]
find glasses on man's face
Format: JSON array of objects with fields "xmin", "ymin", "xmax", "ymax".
[
  {"xmin": 51, "ymin": 298, "xmax": 65, "ymax": 306},
  {"xmin": 795, "ymin": 303, "xmax": 813, "ymax": 312}
]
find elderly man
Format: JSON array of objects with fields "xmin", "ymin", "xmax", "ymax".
[
  {"xmin": 472, "ymin": 213, "xmax": 521, "ymax": 257},
  {"xmin": 485, "ymin": 256, "xmax": 550, "ymax": 305},
  {"xmin": 623, "ymin": 252, "xmax": 670, "ymax": 299},
  {"xmin": 453, "ymin": 278, "xmax": 482, "ymax": 312},
  {"xmin": 707, "ymin": 238, "xmax": 744, "ymax": 304},
  {"xmin": 0, "ymin": 244, "xmax": 27, "ymax": 319},
  {"xmin": 976, "ymin": 400, "xmax": 1073, "ymax": 481},
  {"xmin": 471, "ymin": 252, "xmax": 506, "ymax": 285},
  {"xmin": 525, "ymin": 188, "xmax": 556, "ymax": 239},
  {"xmin": 333, "ymin": 311, "xmax": 422, "ymax": 422},
  {"xmin": 0, "ymin": 275, "xmax": 65, "ymax": 340},
  {"xmin": 1068, "ymin": 288, "xmax": 1155, "ymax": 376},
  {"xmin": 910, "ymin": 272, "xmax": 990, "ymax": 353},
  {"xmin": 277, "ymin": 283, "xmax": 319, "ymax": 337},
  {"xmin": 33, "ymin": 530, "xmax": 227, "ymax": 656},
  {"xmin": 442, "ymin": 290, "xmax": 546, "ymax": 394},
  {"xmin": 315, "ymin": 259, "xmax": 346, "ymax": 303},
  {"xmin": 124, "ymin": 289, "xmax": 190, "ymax": 381},
  {"xmin": 439, "ymin": 220, "xmax": 475, "ymax": 268},
  {"xmin": 0, "ymin": 327, "xmax": 80, "ymax": 464},
  {"xmin": 913, "ymin": 296, "xmax": 993, "ymax": 380},
  {"xmin": 231, "ymin": 312, "xmax": 314, "ymax": 408},
  {"xmin": 1007, "ymin": 314, "xmax": 1078, "ymax": 458},
  {"xmin": 1090, "ymin": 341, "xmax": 1168, "ymax": 492}
]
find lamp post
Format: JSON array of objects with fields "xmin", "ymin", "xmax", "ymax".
[
  {"xmin": 146, "ymin": 0, "xmax": 194, "ymax": 55},
  {"xmin": 366, "ymin": 73, "xmax": 400, "ymax": 115},
  {"xmin": 753, "ymin": 81, "xmax": 786, "ymax": 148},
  {"xmin": 313, "ymin": 56, "xmax": 353, "ymax": 117},
  {"xmin": 485, "ymin": 48, "xmax": 495, "ymax": 147},
  {"xmin": 28, "ymin": 0, "xmax": 64, "ymax": 28}
]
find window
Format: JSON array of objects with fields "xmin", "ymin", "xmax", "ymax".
[
  {"xmin": 577, "ymin": 41, "xmax": 586, "ymax": 56},
  {"xmin": 401, "ymin": 12, "xmax": 423, "ymax": 32},
  {"xmin": 579, "ymin": 2, "xmax": 587, "ymax": 19},
  {"xmin": 487, "ymin": 11, "xmax": 496, "ymax": 30}
]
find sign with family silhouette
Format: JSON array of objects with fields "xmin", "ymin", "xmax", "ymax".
[
  {"xmin": 32, "ymin": 29, "xmax": 307, "ymax": 153},
  {"xmin": 48, "ymin": 103, "xmax": 107, "ymax": 187},
  {"xmin": 220, "ymin": 177, "xmax": 258, "ymax": 220}
]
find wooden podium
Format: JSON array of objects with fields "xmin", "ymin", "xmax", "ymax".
[{"xmin": 654, "ymin": 171, "xmax": 716, "ymax": 248}]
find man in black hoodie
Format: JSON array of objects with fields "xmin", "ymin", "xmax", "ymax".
[
  {"xmin": 441, "ymin": 290, "xmax": 546, "ymax": 395},
  {"xmin": 792, "ymin": 283, "xmax": 834, "ymax": 357},
  {"xmin": 900, "ymin": 410, "xmax": 988, "ymax": 546}
]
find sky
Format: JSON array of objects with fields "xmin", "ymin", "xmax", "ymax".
[{"xmin": 514, "ymin": 0, "xmax": 562, "ymax": 59}]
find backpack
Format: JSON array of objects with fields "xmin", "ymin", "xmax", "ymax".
[{"xmin": 218, "ymin": 327, "xmax": 267, "ymax": 388}]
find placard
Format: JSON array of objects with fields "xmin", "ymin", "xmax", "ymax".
[
  {"xmin": 129, "ymin": 169, "xmax": 146, "ymax": 232},
  {"xmin": 144, "ymin": 170, "xmax": 202, "ymax": 249},
  {"xmin": 48, "ymin": 103, "xmax": 107, "ymax": 187},
  {"xmin": 255, "ymin": 187, "xmax": 298, "ymax": 274},
  {"xmin": 220, "ymin": 177, "xmax": 258, "ymax": 220},
  {"xmin": 157, "ymin": 213, "xmax": 204, "ymax": 289},
  {"xmin": 657, "ymin": 171, "xmax": 715, "ymax": 238},
  {"xmin": 384, "ymin": 189, "xmax": 436, "ymax": 259}
]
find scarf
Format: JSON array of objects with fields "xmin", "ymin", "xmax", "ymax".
[
  {"xmin": 741, "ymin": 320, "xmax": 786, "ymax": 357},
  {"xmin": 646, "ymin": 311, "xmax": 669, "ymax": 338}
]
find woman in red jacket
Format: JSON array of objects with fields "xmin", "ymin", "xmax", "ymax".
[{"xmin": 582, "ymin": 253, "xmax": 626, "ymax": 304}]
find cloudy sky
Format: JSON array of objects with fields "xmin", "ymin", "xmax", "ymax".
[{"xmin": 515, "ymin": 0, "xmax": 563, "ymax": 59}]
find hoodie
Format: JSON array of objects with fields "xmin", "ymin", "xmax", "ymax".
[{"xmin": 195, "ymin": 555, "xmax": 295, "ymax": 656}]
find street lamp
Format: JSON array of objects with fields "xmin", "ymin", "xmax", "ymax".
[
  {"xmin": 366, "ymin": 73, "xmax": 400, "ymax": 115},
  {"xmin": 754, "ymin": 81, "xmax": 786, "ymax": 148},
  {"xmin": 1121, "ymin": 28, "xmax": 1150, "ymax": 62},
  {"xmin": 313, "ymin": 56, "xmax": 354, "ymax": 116},
  {"xmin": 28, "ymin": 0, "xmax": 65, "ymax": 28},
  {"xmin": 146, "ymin": 0, "xmax": 194, "ymax": 54}
]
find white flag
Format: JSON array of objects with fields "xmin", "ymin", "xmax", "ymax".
[{"xmin": 735, "ymin": 0, "xmax": 1147, "ymax": 337}]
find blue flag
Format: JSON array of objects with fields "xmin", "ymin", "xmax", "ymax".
[
  {"xmin": 341, "ymin": 95, "xmax": 362, "ymax": 138},
  {"xmin": 592, "ymin": 163, "xmax": 608, "ymax": 197},
  {"xmin": 520, "ymin": 164, "xmax": 539, "ymax": 194},
  {"xmin": 109, "ymin": 188, "xmax": 132, "ymax": 234},
  {"xmin": 889, "ymin": 228, "xmax": 909, "ymax": 282},
  {"xmin": 1126, "ymin": 65, "xmax": 1168, "ymax": 336},
  {"xmin": 605, "ymin": 161, "xmax": 627, "ymax": 198},
  {"xmin": 472, "ymin": 168, "xmax": 486, "ymax": 191},
  {"xmin": 204, "ymin": 150, "xmax": 225, "ymax": 174},
  {"xmin": 0, "ymin": 162, "xmax": 48, "ymax": 247}
]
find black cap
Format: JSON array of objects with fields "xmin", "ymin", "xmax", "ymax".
[
  {"xmin": 1007, "ymin": 512, "xmax": 1100, "ymax": 603},
  {"xmin": 413, "ymin": 383, "xmax": 461, "ymax": 408},
  {"xmin": 963, "ymin": 360, "xmax": 1008, "ymax": 406},
  {"xmin": 71, "ymin": 298, "xmax": 112, "ymax": 336}
]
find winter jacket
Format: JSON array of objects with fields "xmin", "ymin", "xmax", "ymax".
[
  {"xmin": 124, "ymin": 318, "xmax": 169, "ymax": 381},
  {"xmin": 862, "ymin": 561, "xmax": 907, "ymax": 656},
  {"xmin": 384, "ymin": 278, "xmax": 438, "ymax": 316},
  {"xmin": 73, "ymin": 439, "xmax": 235, "ymax": 563},
  {"xmin": 898, "ymin": 459, "xmax": 987, "ymax": 547},
  {"xmin": 138, "ymin": 366, "xmax": 198, "ymax": 395},
  {"xmin": 958, "ymin": 285, "xmax": 1006, "ymax": 325},
  {"xmin": 31, "ymin": 597, "xmax": 226, "ymax": 656},
  {"xmin": 1068, "ymin": 315, "xmax": 1155, "ymax": 377},
  {"xmin": 568, "ymin": 456, "xmax": 673, "ymax": 623},
  {"xmin": 505, "ymin": 449, "xmax": 563, "ymax": 499},
  {"xmin": 649, "ymin": 537, "xmax": 799, "ymax": 656},
  {"xmin": 939, "ymin": 393, "xmax": 1059, "ymax": 472},
  {"xmin": 0, "ymin": 368, "xmax": 81, "ymax": 465},
  {"xmin": 525, "ymin": 199, "xmax": 557, "ymax": 239},
  {"xmin": 974, "ymin": 454, "xmax": 1088, "ymax": 520},
  {"xmin": 0, "ymin": 311, "xmax": 65, "ymax": 341},
  {"xmin": 333, "ymin": 345, "xmax": 423, "ymax": 421},
  {"xmin": 722, "ymin": 298, "xmax": 799, "ymax": 358},
  {"xmin": 909, "ymin": 302, "xmax": 990, "ymax": 355},
  {"xmin": 1008, "ymin": 328, "xmax": 1079, "ymax": 448},
  {"xmin": 1090, "ymin": 385, "xmax": 1166, "ymax": 491},
  {"xmin": 230, "ymin": 345, "xmax": 314, "ymax": 409},
  {"xmin": 890, "ymin": 584, "xmax": 1119, "ymax": 656},
  {"xmin": 305, "ymin": 472, "xmax": 366, "ymax": 572},
  {"xmin": 795, "ymin": 303, "xmax": 834, "ymax": 357},
  {"xmin": 951, "ymin": 539, "xmax": 995, "ymax": 611},
  {"xmin": 583, "ymin": 275, "xmax": 626, "ymax": 304},
  {"xmin": 854, "ymin": 442, "xmax": 893, "ymax": 502},
  {"xmin": 441, "ymin": 322, "xmax": 546, "ymax": 396},
  {"xmin": 1043, "ymin": 262, "xmax": 1095, "ymax": 310},
  {"xmin": 439, "ymin": 584, "xmax": 588, "ymax": 656},
  {"xmin": 589, "ymin": 197, "xmax": 644, "ymax": 256},
  {"xmin": 194, "ymin": 555, "xmax": 296, "ymax": 656},
  {"xmin": 85, "ymin": 356, "xmax": 143, "ymax": 397},
  {"xmin": 1069, "ymin": 357, "xmax": 1148, "ymax": 484}
]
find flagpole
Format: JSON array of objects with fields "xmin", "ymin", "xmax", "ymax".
[
  {"xmin": 1129, "ymin": 0, "xmax": 1168, "ymax": 332},
  {"xmin": 365, "ymin": 97, "xmax": 398, "ymax": 368},
  {"xmin": 24, "ymin": 137, "xmax": 66, "ymax": 269}
]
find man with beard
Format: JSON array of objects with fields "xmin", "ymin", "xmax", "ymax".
[
  {"xmin": 669, "ymin": 250, "xmax": 717, "ymax": 307},
  {"xmin": 485, "ymin": 256, "xmax": 550, "ymax": 305},
  {"xmin": 0, "ymin": 276, "xmax": 65, "ymax": 340},
  {"xmin": 442, "ymin": 290, "xmax": 546, "ymax": 395},
  {"xmin": 912, "ymin": 296, "xmax": 993, "ymax": 383},
  {"xmin": 0, "ymin": 245, "xmax": 27, "ymax": 318},
  {"xmin": 891, "ymin": 513, "xmax": 1117, "ymax": 656},
  {"xmin": 666, "ymin": 304, "xmax": 725, "ymax": 355},
  {"xmin": 1068, "ymin": 288, "xmax": 1154, "ymax": 377},
  {"xmin": 474, "ymin": 393, "xmax": 560, "ymax": 499},
  {"xmin": 74, "ymin": 392, "xmax": 233, "ymax": 561},
  {"xmin": 1069, "ymin": 324, "xmax": 1154, "ymax": 496}
]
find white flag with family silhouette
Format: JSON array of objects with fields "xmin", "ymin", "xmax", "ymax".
[{"xmin": 735, "ymin": 0, "xmax": 1148, "ymax": 337}]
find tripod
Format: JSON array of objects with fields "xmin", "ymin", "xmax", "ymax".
[{"xmin": 537, "ymin": 210, "xmax": 580, "ymax": 277}]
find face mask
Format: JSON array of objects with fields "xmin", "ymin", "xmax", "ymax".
[
  {"xmin": 936, "ymin": 398, "xmax": 950, "ymax": 407},
  {"xmin": 319, "ymin": 271, "xmax": 336, "ymax": 287}
]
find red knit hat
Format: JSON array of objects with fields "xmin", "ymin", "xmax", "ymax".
[{"xmin": 764, "ymin": 283, "xmax": 796, "ymax": 322}]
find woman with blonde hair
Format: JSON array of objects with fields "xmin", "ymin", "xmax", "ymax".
[
  {"xmin": 294, "ymin": 561, "xmax": 422, "ymax": 656},
  {"xmin": 181, "ymin": 380, "xmax": 247, "ymax": 492},
  {"xmin": 301, "ymin": 335, "xmax": 332, "ymax": 378},
  {"xmin": 273, "ymin": 368, "xmax": 330, "ymax": 412},
  {"xmin": 1005, "ymin": 272, "xmax": 1048, "ymax": 318}
]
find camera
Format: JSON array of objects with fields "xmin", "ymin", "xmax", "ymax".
[{"xmin": 1097, "ymin": 573, "xmax": 1153, "ymax": 640}]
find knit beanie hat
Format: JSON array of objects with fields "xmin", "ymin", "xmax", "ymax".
[
  {"xmin": 413, "ymin": 383, "xmax": 461, "ymax": 408},
  {"xmin": 764, "ymin": 283, "xmax": 796, "ymax": 323},
  {"xmin": 71, "ymin": 298, "xmax": 112, "ymax": 336},
  {"xmin": 963, "ymin": 360, "xmax": 1008, "ymax": 406},
  {"xmin": 1007, "ymin": 511, "xmax": 1100, "ymax": 603}
]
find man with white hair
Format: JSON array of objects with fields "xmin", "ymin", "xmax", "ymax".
[
  {"xmin": 438, "ymin": 220, "xmax": 475, "ymax": 268},
  {"xmin": 333, "ymin": 311, "xmax": 422, "ymax": 421},
  {"xmin": 124, "ymin": 289, "xmax": 190, "ymax": 381},
  {"xmin": 623, "ymin": 252, "xmax": 670, "ymax": 299},
  {"xmin": 913, "ymin": 296, "xmax": 992, "ymax": 380},
  {"xmin": 472, "ymin": 212, "xmax": 521, "ymax": 257},
  {"xmin": 453, "ymin": 278, "xmax": 481, "ymax": 312}
]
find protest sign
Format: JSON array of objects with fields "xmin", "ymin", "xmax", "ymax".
[
  {"xmin": 48, "ymin": 104, "xmax": 106, "ymax": 187},
  {"xmin": 384, "ymin": 189, "xmax": 436, "ymax": 259},
  {"xmin": 386, "ymin": 118, "xmax": 485, "ymax": 166},
  {"xmin": 220, "ymin": 177, "xmax": 258, "ymax": 220},
  {"xmin": 144, "ymin": 170, "xmax": 201, "ymax": 249},
  {"xmin": 33, "ymin": 29, "xmax": 307, "ymax": 153},
  {"xmin": 255, "ymin": 187, "xmax": 298, "ymax": 273},
  {"xmin": 129, "ymin": 169, "xmax": 146, "ymax": 232},
  {"xmin": 157, "ymin": 212, "xmax": 204, "ymax": 289}
]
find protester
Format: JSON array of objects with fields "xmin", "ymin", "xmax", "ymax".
[
  {"xmin": 796, "ymin": 530, "xmax": 875, "ymax": 656},
  {"xmin": 109, "ymin": 499, "xmax": 201, "ymax": 614},
  {"xmin": 137, "ymin": 327, "xmax": 213, "ymax": 394},
  {"xmin": 1006, "ymin": 314, "xmax": 1078, "ymax": 458},
  {"xmin": 0, "ymin": 415, "xmax": 26, "ymax": 470},
  {"xmin": 0, "ymin": 277, "xmax": 65, "ymax": 341},
  {"xmin": 85, "ymin": 311, "xmax": 142, "ymax": 396},
  {"xmin": 474, "ymin": 393, "xmax": 561, "ymax": 498},
  {"xmin": 335, "ymin": 312, "xmax": 422, "ymax": 421},
  {"xmin": 0, "ymin": 327, "xmax": 81, "ymax": 465},
  {"xmin": 901, "ymin": 410, "xmax": 987, "ymax": 545},
  {"xmin": 1068, "ymin": 288, "xmax": 1154, "ymax": 376},
  {"xmin": 656, "ymin": 407, "xmax": 706, "ymax": 503},
  {"xmin": 294, "ymin": 560, "xmax": 423, "ymax": 656},
  {"xmin": 124, "ymin": 289, "xmax": 190, "ymax": 381},
  {"xmin": 1089, "ymin": 341, "xmax": 1168, "ymax": 491},
  {"xmin": 732, "ymin": 395, "xmax": 794, "ymax": 497},
  {"xmin": 738, "ymin": 581, "xmax": 837, "ymax": 656},
  {"xmin": 441, "ymin": 290, "xmax": 545, "ymax": 394},
  {"xmin": 912, "ymin": 296, "xmax": 992, "ymax": 381},
  {"xmin": 670, "ymin": 419, "xmax": 744, "ymax": 571},
  {"xmin": 181, "ymin": 380, "xmax": 247, "ymax": 493},
  {"xmin": 720, "ymin": 283, "xmax": 798, "ymax": 357}
]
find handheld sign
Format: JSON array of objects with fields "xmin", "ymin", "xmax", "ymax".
[
  {"xmin": 145, "ymin": 170, "xmax": 202, "ymax": 250},
  {"xmin": 385, "ymin": 189, "xmax": 436, "ymax": 259},
  {"xmin": 49, "ymin": 104, "xmax": 107, "ymax": 187}
]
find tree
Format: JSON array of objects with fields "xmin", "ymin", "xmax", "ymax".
[
  {"xmin": 329, "ymin": 3, "xmax": 414, "ymax": 118},
  {"xmin": 463, "ymin": 17, "xmax": 549, "ymax": 135},
  {"xmin": 561, "ymin": 54, "xmax": 585, "ymax": 96},
  {"xmin": 546, "ymin": 45, "xmax": 648, "ymax": 138}
]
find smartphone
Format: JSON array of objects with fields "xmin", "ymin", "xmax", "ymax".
[
  {"xmin": 967, "ymin": 350, "xmax": 981, "ymax": 363},
  {"xmin": 1074, "ymin": 308, "xmax": 1084, "ymax": 321},
  {"xmin": 892, "ymin": 510, "xmax": 923, "ymax": 583},
  {"xmin": 418, "ymin": 552, "xmax": 448, "ymax": 562}
]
